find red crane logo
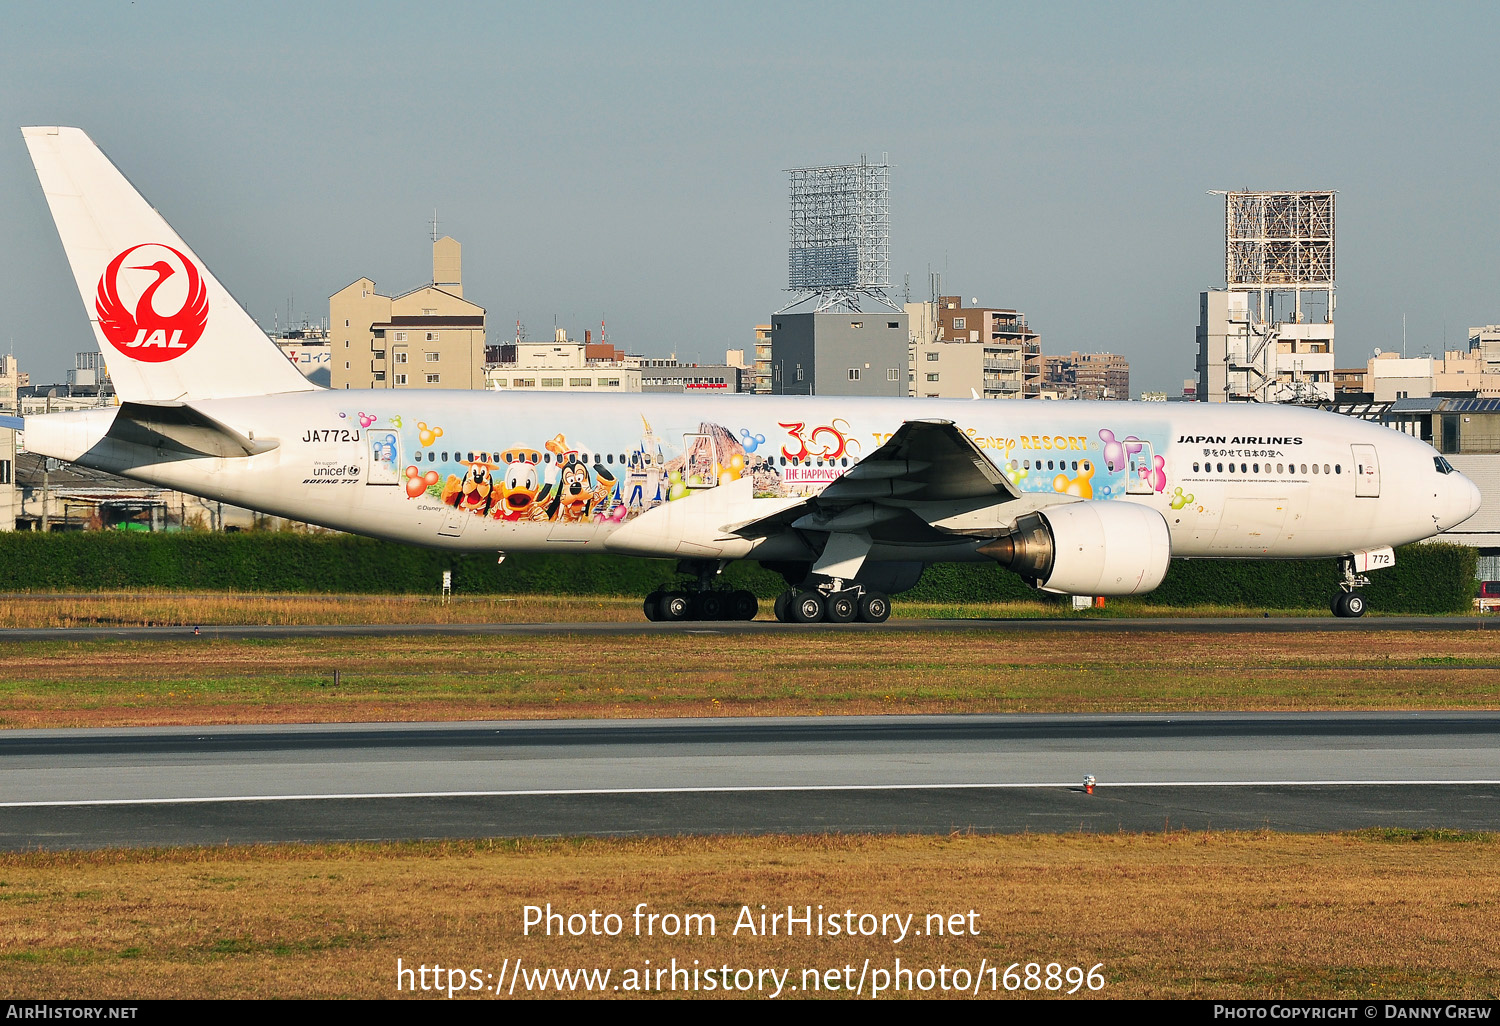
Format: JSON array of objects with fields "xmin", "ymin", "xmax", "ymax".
[{"xmin": 94, "ymin": 244, "xmax": 209, "ymax": 363}]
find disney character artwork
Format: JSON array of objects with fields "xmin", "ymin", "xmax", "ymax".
[
  {"xmin": 545, "ymin": 447, "xmax": 618, "ymax": 523},
  {"xmin": 443, "ymin": 458, "xmax": 499, "ymax": 517}
]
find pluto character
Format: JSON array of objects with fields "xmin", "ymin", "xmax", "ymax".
[{"xmin": 443, "ymin": 459, "xmax": 498, "ymax": 516}]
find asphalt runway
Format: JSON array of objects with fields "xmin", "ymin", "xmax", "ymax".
[
  {"xmin": 2, "ymin": 713, "xmax": 1497, "ymax": 849},
  {"xmin": 2, "ymin": 615, "xmax": 1497, "ymax": 643}
]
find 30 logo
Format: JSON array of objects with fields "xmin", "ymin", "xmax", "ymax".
[{"xmin": 94, "ymin": 244, "xmax": 209, "ymax": 362}]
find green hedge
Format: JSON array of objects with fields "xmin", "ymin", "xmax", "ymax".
[{"xmin": 0, "ymin": 532, "xmax": 1479, "ymax": 613}]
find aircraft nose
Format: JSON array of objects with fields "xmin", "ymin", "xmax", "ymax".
[{"xmin": 1440, "ymin": 473, "xmax": 1482, "ymax": 531}]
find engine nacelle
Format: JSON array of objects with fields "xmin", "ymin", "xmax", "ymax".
[{"xmin": 978, "ymin": 501, "xmax": 1171, "ymax": 596}]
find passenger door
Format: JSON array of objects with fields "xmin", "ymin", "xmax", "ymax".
[
  {"xmin": 1126, "ymin": 442, "xmax": 1156, "ymax": 495},
  {"xmin": 1351, "ymin": 444, "xmax": 1380, "ymax": 498}
]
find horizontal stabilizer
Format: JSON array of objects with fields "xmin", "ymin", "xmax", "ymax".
[{"xmin": 106, "ymin": 401, "xmax": 279, "ymax": 458}]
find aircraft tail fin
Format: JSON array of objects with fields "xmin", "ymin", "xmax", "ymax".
[{"xmin": 21, "ymin": 126, "xmax": 319, "ymax": 403}]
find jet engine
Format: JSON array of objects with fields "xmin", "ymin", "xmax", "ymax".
[{"xmin": 978, "ymin": 501, "xmax": 1171, "ymax": 596}]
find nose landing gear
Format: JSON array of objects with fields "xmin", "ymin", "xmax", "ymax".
[{"xmin": 1331, "ymin": 556, "xmax": 1370, "ymax": 618}]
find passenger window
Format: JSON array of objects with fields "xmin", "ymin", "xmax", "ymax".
[
  {"xmin": 1277, "ymin": 463, "xmax": 1284, "ymax": 474},
  {"xmin": 1193, "ymin": 462, "xmax": 1199, "ymax": 472},
  {"xmin": 414, "ymin": 452, "xmax": 422, "ymax": 463},
  {"xmin": 441, "ymin": 451, "xmax": 449, "ymax": 462},
  {"xmin": 1253, "ymin": 463, "xmax": 1259, "ymax": 473},
  {"xmin": 1334, "ymin": 464, "xmax": 1341, "ymax": 474},
  {"xmin": 1071, "ymin": 461, "xmax": 1078, "ymax": 471}
]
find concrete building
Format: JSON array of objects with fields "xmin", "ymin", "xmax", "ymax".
[
  {"xmin": 904, "ymin": 296, "xmax": 1041, "ymax": 399},
  {"xmin": 1366, "ymin": 353, "xmax": 1435, "ymax": 403},
  {"xmin": 0, "ymin": 426, "xmax": 16, "ymax": 532},
  {"xmin": 484, "ymin": 331, "xmax": 642, "ymax": 392},
  {"xmin": 1333, "ymin": 367, "xmax": 1367, "ymax": 395},
  {"xmin": 1197, "ymin": 290, "xmax": 1336, "ymax": 403},
  {"xmin": 1433, "ymin": 327, "xmax": 1500, "ymax": 397},
  {"xmin": 1041, "ymin": 351, "xmax": 1130, "ymax": 401},
  {"xmin": 751, "ymin": 325, "xmax": 773, "ymax": 394},
  {"xmin": 768, "ymin": 311, "xmax": 908, "ymax": 396},
  {"xmin": 66, "ymin": 350, "xmax": 112, "ymax": 396},
  {"xmin": 273, "ymin": 327, "xmax": 332, "ymax": 387},
  {"xmin": 641, "ymin": 357, "xmax": 745, "ymax": 394},
  {"xmin": 330, "ymin": 236, "xmax": 486, "ymax": 390},
  {"xmin": 0, "ymin": 354, "xmax": 30, "ymax": 413}
]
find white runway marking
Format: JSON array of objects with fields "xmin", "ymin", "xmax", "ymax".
[{"xmin": 5, "ymin": 778, "xmax": 1500, "ymax": 808}]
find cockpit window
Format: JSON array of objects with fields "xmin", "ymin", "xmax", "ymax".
[{"xmin": 1435, "ymin": 456, "xmax": 1455, "ymax": 475}]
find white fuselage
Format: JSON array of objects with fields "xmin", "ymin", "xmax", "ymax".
[{"xmin": 26, "ymin": 391, "xmax": 1480, "ymax": 566}]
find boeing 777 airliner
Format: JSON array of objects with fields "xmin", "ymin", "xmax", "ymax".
[{"xmin": 15, "ymin": 128, "xmax": 1483, "ymax": 621}]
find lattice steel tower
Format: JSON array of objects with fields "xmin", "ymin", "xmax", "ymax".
[{"xmin": 779, "ymin": 155, "xmax": 896, "ymax": 313}]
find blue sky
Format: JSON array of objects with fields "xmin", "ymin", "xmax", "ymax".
[{"xmin": 2, "ymin": 1, "xmax": 1496, "ymax": 391}]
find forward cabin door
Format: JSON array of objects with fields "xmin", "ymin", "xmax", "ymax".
[{"xmin": 1351, "ymin": 444, "xmax": 1381, "ymax": 498}]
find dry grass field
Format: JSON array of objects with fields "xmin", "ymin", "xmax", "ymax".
[
  {"xmin": 0, "ymin": 629, "xmax": 1497, "ymax": 728},
  {"xmin": 2, "ymin": 831, "xmax": 1496, "ymax": 1000},
  {"xmin": 0, "ymin": 590, "xmax": 1345, "ymax": 629}
]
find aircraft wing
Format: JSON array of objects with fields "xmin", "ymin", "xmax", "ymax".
[
  {"xmin": 820, "ymin": 418, "xmax": 1019, "ymax": 504},
  {"xmin": 726, "ymin": 419, "xmax": 1023, "ymax": 542}
]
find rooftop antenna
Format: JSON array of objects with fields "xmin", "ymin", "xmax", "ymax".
[{"xmin": 429, "ymin": 209, "xmax": 440, "ymax": 243}]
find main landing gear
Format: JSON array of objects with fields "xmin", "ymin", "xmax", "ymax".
[
  {"xmin": 1331, "ymin": 556, "xmax": 1370, "ymax": 618},
  {"xmin": 643, "ymin": 588, "xmax": 758, "ymax": 622},
  {"xmin": 772, "ymin": 585, "xmax": 891, "ymax": 624},
  {"xmin": 642, "ymin": 559, "xmax": 758, "ymax": 622}
]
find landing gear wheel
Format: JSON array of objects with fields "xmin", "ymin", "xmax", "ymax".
[
  {"xmin": 730, "ymin": 590, "xmax": 759, "ymax": 621},
  {"xmin": 659, "ymin": 591, "xmax": 692, "ymax": 622},
  {"xmin": 825, "ymin": 592, "xmax": 858, "ymax": 623},
  {"xmin": 858, "ymin": 592, "xmax": 891, "ymax": 623},
  {"xmin": 695, "ymin": 591, "xmax": 726, "ymax": 621},
  {"xmin": 773, "ymin": 590, "xmax": 793, "ymax": 623},
  {"xmin": 643, "ymin": 590, "xmax": 664, "ymax": 622},
  {"xmin": 790, "ymin": 590, "xmax": 825, "ymax": 623},
  {"xmin": 1333, "ymin": 591, "xmax": 1366, "ymax": 618}
]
